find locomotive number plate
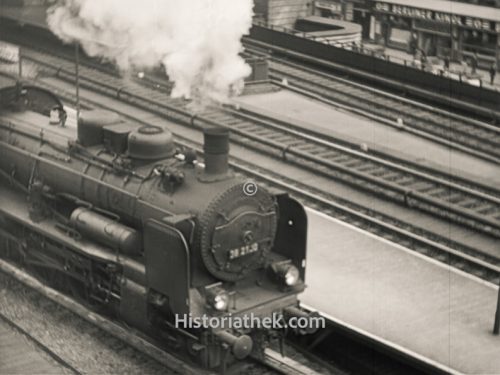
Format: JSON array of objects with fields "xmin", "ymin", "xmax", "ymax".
[{"xmin": 228, "ymin": 242, "xmax": 259, "ymax": 260}]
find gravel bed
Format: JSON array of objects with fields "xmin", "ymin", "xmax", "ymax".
[
  {"xmin": 0, "ymin": 318, "xmax": 74, "ymax": 374},
  {"xmin": 0, "ymin": 271, "xmax": 178, "ymax": 374}
]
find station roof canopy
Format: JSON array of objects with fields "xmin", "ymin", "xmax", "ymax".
[{"xmin": 377, "ymin": 0, "xmax": 500, "ymax": 22}]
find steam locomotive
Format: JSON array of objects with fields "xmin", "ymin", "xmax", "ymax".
[{"xmin": 0, "ymin": 81, "xmax": 315, "ymax": 370}]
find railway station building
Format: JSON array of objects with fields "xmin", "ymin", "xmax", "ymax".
[
  {"xmin": 311, "ymin": 0, "xmax": 372, "ymax": 38},
  {"xmin": 371, "ymin": 0, "xmax": 500, "ymax": 69},
  {"xmin": 253, "ymin": 0, "xmax": 500, "ymax": 69},
  {"xmin": 253, "ymin": 0, "xmax": 366, "ymax": 46},
  {"xmin": 253, "ymin": 0, "xmax": 311, "ymax": 28},
  {"xmin": 253, "ymin": 0, "xmax": 371, "ymax": 38}
]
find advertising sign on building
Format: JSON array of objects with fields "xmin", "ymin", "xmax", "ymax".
[
  {"xmin": 375, "ymin": 1, "xmax": 497, "ymax": 32},
  {"xmin": 315, "ymin": 1, "xmax": 341, "ymax": 13}
]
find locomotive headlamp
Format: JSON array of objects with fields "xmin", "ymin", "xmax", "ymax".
[
  {"xmin": 271, "ymin": 261, "xmax": 300, "ymax": 286},
  {"xmin": 284, "ymin": 266, "xmax": 300, "ymax": 286},
  {"xmin": 206, "ymin": 286, "xmax": 229, "ymax": 311},
  {"xmin": 213, "ymin": 293, "xmax": 228, "ymax": 311}
]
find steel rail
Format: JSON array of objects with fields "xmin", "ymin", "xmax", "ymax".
[
  {"xmin": 266, "ymin": 62, "xmax": 500, "ymax": 163},
  {"xmin": 259, "ymin": 54, "xmax": 500, "ymax": 135},
  {"xmin": 222, "ymin": 103, "xmax": 500, "ymax": 199},
  {"xmin": 242, "ymin": 37, "xmax": 500, "ymax": 122},
  {"xmin": 243, "ymin": 44, "xmax": 500, "ymax": 163},
  {"xmin": 0, "ymin": 311, "xmax": 81, "ymax": 374},
  {"xmin": 3, "ymin": 73, "xmax": 499, "ymax": 375},
  {"xmin": 268, "ymin": 78, "xmax": 500, "ymax": 166},
  {"xmin": 0, "ymin": 258, "xmax": 213, "ymax": 375}
]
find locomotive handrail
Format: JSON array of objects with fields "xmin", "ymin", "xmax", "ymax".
[
  {"xmin": 0, "ymin": 119, "xmax": 145, "ymax": 180},
  {"xmin": 0, "ymin": 140, "xmax": 136, "ymax": 201}
]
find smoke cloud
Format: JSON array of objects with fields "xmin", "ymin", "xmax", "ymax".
[{"xmin": 47, "ymin": 0, "xmax": 253, "ymax": 105}]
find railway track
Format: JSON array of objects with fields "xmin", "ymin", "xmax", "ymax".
[
  {"xmin": 0, "ymin": 68, "xmax": 494, "ymax": 375},
  {"xmin": 5, "ymin": 71, "xmax": 497, "ymax": 286},
  {"xmin": 255, "ymin": 54, "xmax": 500, "ymax": 165},
  {"xmin": 242, "ymin": 36, "xmax": 500, "ymax": 124},
  {"xmin": 136, "ymin": 52, "xmax": 500, "ymax": 167},
  {"xmin": 0, "ymin": 312, "xmax": 79, "ymax": 374},
  {"xmin": 0, "ymin": 255, "xmax": 336, "ymax": 375},
  {"xmin": 3, "ymin": 28, "xmax": 500, "ymax": 236},
  {"xmin": 3, "ymin": 39, "xmax": 498, "ymax": 268},
  {"xmin": 0, "ymin": 256, "xmax": 203, "ymax": 375},
  {"xmin": 8, "ymin": 47, "xmax": 500, "ymax": 240},
  {"xmin": 0, "ymin": 23, "xmax": 494, "ymax": 375},
  {"xmin": 2, "ymin": 41, "xmax": 498, "ymax": 268},
  {"xmin": 0, "ymin": 181, "xmax": 373, "ymax": 375}
]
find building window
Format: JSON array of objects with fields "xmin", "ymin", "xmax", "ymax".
[
  {"xmin": 462, "ymin": 30, "xmax": 496, "ymax": 56},
  {"xmin": 389, "ymin": 28, "xmax": 411, "ymax": 44}
]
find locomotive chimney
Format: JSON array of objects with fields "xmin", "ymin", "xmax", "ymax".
[{"xmin": 203, "ymin": 127, "xmax": 229, "ymax": 176}]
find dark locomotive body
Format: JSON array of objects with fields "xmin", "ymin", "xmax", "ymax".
[{"xmin": 0, "ymin": 83, "xmax": 314, "ymax": 370}]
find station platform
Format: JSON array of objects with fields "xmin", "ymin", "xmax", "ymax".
[
  {"xmin": 304, "ymin": 208, "xmax": 500, "ymax": 374},
  {"xmin": 0, "ymin": 318, "xmax": 66, "ymax": 374},
  {"xmin": 234, "ymin": 89, "xmax": 500, "ymax": 190}
]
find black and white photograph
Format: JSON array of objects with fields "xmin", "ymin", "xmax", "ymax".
[{"xmin": 0, "ymin": 0, "xmax": 499, "ymax": 374}]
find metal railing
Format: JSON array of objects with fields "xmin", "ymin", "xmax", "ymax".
[{"xmin": 251, "ymin": 21, "xmax": 499, "ymax": 91}]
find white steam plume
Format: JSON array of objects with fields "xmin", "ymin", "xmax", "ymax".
[{"xmin": 47, "ymin": 0, "xmax": 253, "ymax": 105}]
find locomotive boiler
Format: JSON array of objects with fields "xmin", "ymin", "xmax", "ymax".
[{"xmin": 0, "ymin": 82, "xmax": 314, "ymax": 370}]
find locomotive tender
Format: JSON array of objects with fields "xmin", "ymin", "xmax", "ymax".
[{"xmin": 0, "ymin": 82, "xmax": 315, "ymax": 370}]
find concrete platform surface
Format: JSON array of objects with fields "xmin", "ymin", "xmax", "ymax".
[
  {"xmin": 235, "ymin": 90, "xmax": 500, "ymax": 190},
  {"xmin": 304, "ymin": 208, "xmax": 500, "ymax": 375}
]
